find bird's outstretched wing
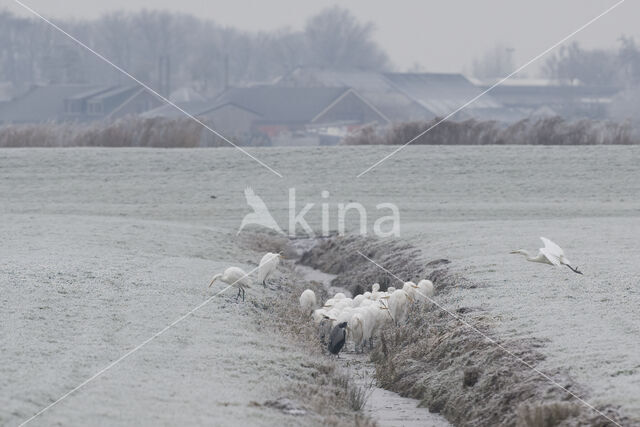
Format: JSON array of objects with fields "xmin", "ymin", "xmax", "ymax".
[
  {"xmin": 540, "ymin": 237, "xmax": 564, "ymax": 257},
  {"xmin": 539, "ymin": 247, "xmax": 561, "ymax": 266}
]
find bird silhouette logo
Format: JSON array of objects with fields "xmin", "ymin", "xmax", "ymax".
[{"xmin": 237, "ymin": 187, "xmax": 285, "ymax": 235}]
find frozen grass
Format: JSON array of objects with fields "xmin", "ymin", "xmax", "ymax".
[
  {"xmin": 343, "ymin": 116, "xmax": 636, "ymax": 146},
  {"xmin": 298, "ymin": 234, "xmax": 629, "ymax": 427},
  {"xmin": 241, "ymin": 232, "xmax": 376, "ymax": 425},
  {"xmin": 0, "ymin": 116, "xmax": 271, "ymax": 147},
  {"xmin": 258, "ymin": 276, "xmax": 376, "ymax": 425}
]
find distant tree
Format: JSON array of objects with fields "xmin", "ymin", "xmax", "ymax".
[
  {"xmin": 0, "ymin": 7, "xmax": 391, "ymax": 94},
  {"xmin": 543, "ymin": 42, "xmax": 618, "ymax": 86},
  {"xmin": 304, "ymin": 6, "xmax": 389, "ymax": 70},
  {"xmin": 471, "ymin": 44, "xmax": 515, "ymax": 79},
  {"xmin": 617, "ymin": 36, "xmax": 640, "ymax": 87}
]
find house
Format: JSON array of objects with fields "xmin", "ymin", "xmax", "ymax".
[
  {"xmin": 276, "ymin": 67, "xmax": 425, "ymax": 122},
  {"xmin": 471, "ymin": 78, "xmax": 620, "ymax": 119},
  {"xmin": 0, "ymin": 84, "xmax": 162, "ymax": 124},
  {"xmin": 0, "ymin": 84, "xmax": 104, "ymax": 124},
  {"xmin": 86, "ymin": 85, "xmax": 163, "ymax": 120},
  {"xmin": 382, "ymin": 72, "xmax": 515, "ymax": 121},
  {"xmin": 144, "ymin": 85, "xmax": 389, "ymax": 145},
  {"xmin": 275, "ymin": 67, "xmax": 514, "ymax": 123},
  {"xmin": 211, "ymin": 86, "xmax": 388, "ymax": 131}
]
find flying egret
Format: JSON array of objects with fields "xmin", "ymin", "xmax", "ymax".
[
  {"xmin": 209, "ymin": 266, "xmax": 253, "ymax": 301},
  {"xmin": 257, "ymin": 252, "xmax": 282, "ymax": 287},
  {"xmin": 511, "ymin": 237, "xmax": 583, "ymax": 275}
]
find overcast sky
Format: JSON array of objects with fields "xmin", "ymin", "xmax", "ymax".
[{"xmin": 6, "ymin": 0, "xmax": 635, "ymax": 75}]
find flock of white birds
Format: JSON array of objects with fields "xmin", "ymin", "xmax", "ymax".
[
  {"xmin": 207, "ymin": 237, "xmax": 578, "ymax": 354},
  {"xmin": 207, "ymin": 250, "xmax": 436, "ymax": 352},
  {"xmin": 301, "ymin": 279, "xmax": 435, "ymax": 352}
]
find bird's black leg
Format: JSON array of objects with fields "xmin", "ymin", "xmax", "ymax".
[
  {"xmin": 565, "ymin": 264, "xmax": 583, "ymax": 275},
  {"xmin": 242, "ymin": 288, "xmax": 246, "ymax": 302},
  {"xmin": 235, "ymin": 288, "xmax": 242, "ymax": 301}
]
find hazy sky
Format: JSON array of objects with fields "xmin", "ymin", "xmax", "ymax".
[{"xmin": 6, "ymin": 0, "xmax": 636, "ymax": 75}]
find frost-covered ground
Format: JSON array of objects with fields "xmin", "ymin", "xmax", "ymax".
[
  {"xmin": 1, "ymin": 212, "xmax": 346, "ymax": 426},
  {"xmin": 1, "ymin": 146, "xmax": 639, "ymax": 424},
  {"xmin": 403, "ymin": 218, "xmax": 640, "ymax": 419}
]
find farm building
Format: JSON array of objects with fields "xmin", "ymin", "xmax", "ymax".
[
  {"xmin": 144, "ymin": 85, "xmax": 389, "ymax": 145},
  {"xmin": 470, "ymin": 78, "xmax": 621, "ymax": 119},
  {"xmin": 0, "ymin": 84, "xmax": 162, "ymax": 124},
  {"xmin": 275, "ymin": 67, "xmax": 515, "ymax": 122}
]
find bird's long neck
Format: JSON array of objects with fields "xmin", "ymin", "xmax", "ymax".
[{"xmin": 511, "ymin": 249, "xmax": 534, "ymax": 261}]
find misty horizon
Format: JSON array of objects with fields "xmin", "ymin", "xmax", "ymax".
[{"xmin": 4, "ymin": 0, "xmax": 635, "ymax": 75}]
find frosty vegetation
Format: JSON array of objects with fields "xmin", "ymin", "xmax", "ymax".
[
  {"xmin": 343, "ymin": 116, "xmax": 637, "ymax": 146},
  {"xmin": 0, "ymin": 117, "xmax": 270, "ymax": 148},
  {"xmin": 1, "ymin": 115, "xmax": 637, "ymax": 147},
  {"xmin": 296, "ymin": 235, "xmax": 628, "ymax": 427}
]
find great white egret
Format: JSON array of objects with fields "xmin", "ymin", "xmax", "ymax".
[
  {"xmin": 209, "ymin": 266, "xmax": 253, "ymax": 301},
  {"xmin": 416, "ymin": 279, "xmax": 434, "ymax": 300},
  {"xmin": 299, "ymin": 289, "xmax": 316, "ymax": 313},
  {"xmin": 257, "ymin": 252, "xmax": 282, "ymax": 287},
  {"xmin": 347, "ymin": 313, "xmax": 365, "ymax": 353},
  {"xmin": 388, "ymin": 289, "xmax": 411, "ymax": 324},
  {"xmin": 511, "ymin": 237, "xmax": 583, "ymax": 275}
]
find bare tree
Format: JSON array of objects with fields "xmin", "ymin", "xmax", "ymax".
[
  {"xmin": 543, "ymin": 42, "xmax": 618, "ymax": 86},
  {"xmin": 304, "ymin": 6, "xmax": 389, "ymax": 70},
  {"xmin": 0, "ymin": 7, "xmax": 391, "ymax": 93}
]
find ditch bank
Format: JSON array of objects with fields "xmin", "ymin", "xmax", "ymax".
[
  {"xmin": 241, "ymin": 232, "xmax": 628, "ymax": 426},
  {"xmin": 295, "ymin": 235, "xmax": 628, "ymax": 427}
]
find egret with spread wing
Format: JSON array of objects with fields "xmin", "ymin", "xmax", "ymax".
[{"xmin": 511, "ymin": 237, "xmax": 583, "ymax": 274}]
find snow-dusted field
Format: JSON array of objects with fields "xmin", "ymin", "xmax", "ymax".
[{"xmin": 1, "ymin": 146, "xmax": 639, "ymax": 424}]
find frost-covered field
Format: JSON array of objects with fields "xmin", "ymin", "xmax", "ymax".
[
  {"xmin": 1, "ymin": 216, "xmax": 342, "ymax": 426},
  {"xmin": 1, "ymin": 146, "xmax": 639, "ymax": 424}
]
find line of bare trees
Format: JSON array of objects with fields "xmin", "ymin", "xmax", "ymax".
[
  {"xmin": 0, "ymin": 6, "xmax": 389, "ymax": 97},
  {"xmin": 473, "ymin": 38, "xmax": 640, "ymax": 88}
]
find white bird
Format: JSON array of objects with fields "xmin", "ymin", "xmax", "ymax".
[
  {"xmin": 511, "ymin": 237, "xmax": 583, "ymax": 275},
  {"xmin": 257, "ymin": 252, "xmax": 282, "ymax": 287},
  {"xmin": 402, "ymin": 282, "xmax": 417, "ymax": 300},
  {"xmin": 347, "ymin": 312, "xmax": 365, "ymax": 352},
  {"xmin": 416, "ymin": 279, "xmax": 434, "ymax": 301},
  {"xmin": 387, "ymin": 289, "xmax": 411, "ymax": 324},
  {"xmin": 209, "ymin": 266, "xmax": 253, "ymax": 301},
  {"xmin": 299, "ymin": 289, "xmax": 317, "ymax": 314}
]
